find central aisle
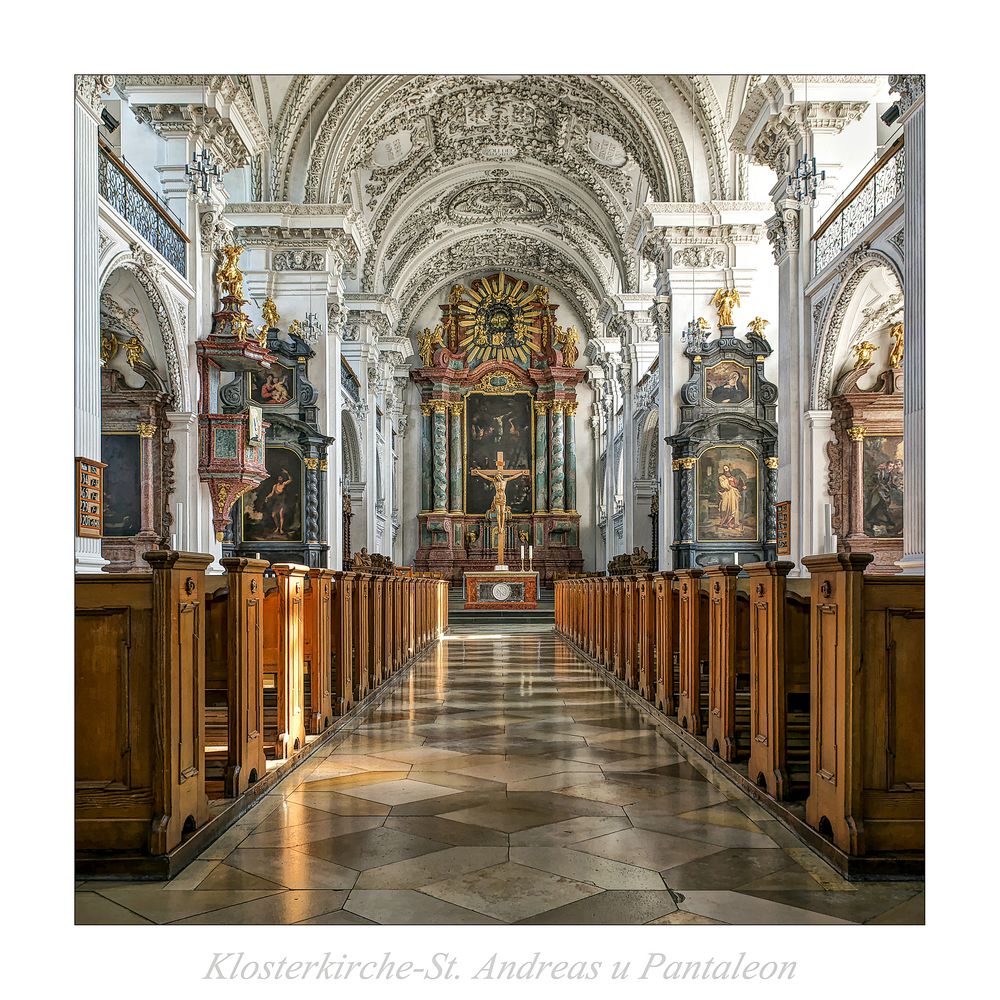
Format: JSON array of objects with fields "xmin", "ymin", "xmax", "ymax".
[{"xmin": 76, "ymin": 628, "xmax": 924, "ymax": 925}]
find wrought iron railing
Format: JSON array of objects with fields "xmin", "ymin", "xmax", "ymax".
[
  {"xmin": 98, "ymin": 142, "xmax": 188, "ymax": 278},
  {"xmin": 813, "ymin": 137, "xmax": 904, "ymax": 276}
]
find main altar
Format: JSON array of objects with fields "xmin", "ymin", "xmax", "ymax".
[{"xmin": 412, "ymin": 273, "xmax": 586, "ymax": 585}]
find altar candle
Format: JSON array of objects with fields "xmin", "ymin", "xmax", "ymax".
[
  {"xmin": 823, "ymin": 503, "xmax": 833, "ymax": 548},
  {"xmin": 529, "ymin": 545, "xmax": 533, "ymax": 558},
  {"xmin": 521, "ymin": 545, "xmax": 525, "ymax": 561},
  {"xmin": 734, "ymin": 551, "xmax": 739, "ymax": 565},
  {"xmin": 256, "ymin": 552, "xmax": 260, "ymax": 560},
  {"xmin": 171, "ymin": 534, "xmax": 176, "ymax": 550}
]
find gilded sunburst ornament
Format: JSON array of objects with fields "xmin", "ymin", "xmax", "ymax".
[{"xmin": 456, "ymin": 272, "xmax": 545, "ymax": 367}]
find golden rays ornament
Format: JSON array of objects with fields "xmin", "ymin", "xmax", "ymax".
[{"xmin": 455, "ymin": 273, "xmax": 545, "ymax": 367}]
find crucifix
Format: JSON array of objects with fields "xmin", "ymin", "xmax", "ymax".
[{"xmin": 470, "ymin": 451, "xmax": 530, "ymax": 570}]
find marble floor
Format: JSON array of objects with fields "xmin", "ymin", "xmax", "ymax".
[{"xmin": 76, "ymin": 629, "xmax": 924, "ymax": 925}]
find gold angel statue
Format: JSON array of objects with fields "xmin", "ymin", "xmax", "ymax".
[
  {"xmin": 557, "ymin": 325, "xmax": 580, "ymax": 366},
  {"xmin": 216, "ymin": 245, "xmax": 246, "ymax": 301},
  {"xmin": 261, "ymin": 296, "xmax": 280, "ymax": 331},
  {"xmin": 888, "ymin": 322, "xmax": 904, "ymax": 369},
  {"xmin": 747, "ymin": 316, "xmax": 770, "ymax": 339},
  {"xmin": 417, "ymin": 324, "xmax": 445, "ymax": 367},
  {"xmin": 711, "ymin": 287, "xmax": 741, "ymax": 327},
  {"xmin": 851, "ymin": 340, "xmax": 878, "ymax": 369}
]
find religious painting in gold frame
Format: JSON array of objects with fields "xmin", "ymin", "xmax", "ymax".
[
  {"xmin": 696, "ymin": 445, "xmax": 759, "ymax": 542},
  {"xmin": 464, "ymin": 391, "xmax": 534, "ymax": 515},
  {"xmin": 704, "ymin": 361, "xmax": 752, "ymax": 405}
]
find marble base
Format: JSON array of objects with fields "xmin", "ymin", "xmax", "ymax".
[{"xmin": 464, "ymin": 571, "xmax": 539, "ymax": 610}]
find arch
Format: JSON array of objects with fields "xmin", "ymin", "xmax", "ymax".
[
  {"xmin": 811, "ymin": 248, "xmax": 904, "ymax": 410},
  {"xmin": 99, "ymin": 252, "xmax": 189, "ymax": 410},
  {"xmin": 341, "ymin": 407, "xmax": 363, "ymax": 483},
  {"xmin": 637, "ymin": 408, "xmax": 660, "ymax": 481}
]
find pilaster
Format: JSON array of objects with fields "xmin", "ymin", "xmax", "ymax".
[{"xmin": 75, "ymin": 75, "xmax": 115, "ymax": 572}]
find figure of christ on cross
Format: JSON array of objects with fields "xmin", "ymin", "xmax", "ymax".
[{"xmin": 470, "ymin": 451, "xmax": 531, "ymax": 569}]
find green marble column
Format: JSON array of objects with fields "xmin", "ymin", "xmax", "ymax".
[
  {"xmin": 449, "ymin": 401, "xmax": 463, "ymax": 512},
  {"xmin": 432, "ymin": 402, "xmax": 448, "ymax": 512},
  {"xmin": 534, "ymin": 400, "xmax": 549, "ymax": 512},
  {"xmin": 549, "ymin": 400, "xmax": 566, "ymax": 512},
  {"xmin": 565, "ymin": 401, "xmax": 578, "ymax": 512},
  {"xmin": 420, "ymin": 403, "xmax": 432, "ymax": 512}
]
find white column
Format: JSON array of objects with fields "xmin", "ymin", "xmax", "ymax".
[
  {"xmin": 75, "ymin": 76, "xmax": 114, "ymax": 572},
  {"xmin": 653, "ymin": 300, "xmax": 672, "ymax": 570},
  {"xmin": 891, "ymin": 75, "xmax": 925, "ymax": 574},
  {"xmin": 803, "ymin": 410, "xmax": 835, "ymax": 556},
  {"xmin": 326, "ymin": 301, "xmax": 345, "ymax": 569},
  {"xmin": 619, "ymin": 366, "xmax": 636, "ymax": 551}
]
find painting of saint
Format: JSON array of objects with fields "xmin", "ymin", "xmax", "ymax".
[
  {"xmin": 863, "ymin": 436, "xmax": 904, "ymax": 538},
  {"xmin": 101, "ymin": 433, "xmax": 142, "ymax": 537},
  {"xmin": 705, "ymin": 361, "xmax": 751, "ymax": 405},
  {"xmin": 465, "ymin": 393, "xmax": 533, "ymax": 514},
  {"xmin": 697, "ymin": 446, "xmax": 758, "ymax": 541},
  {"xmin": 242, "ymin": 447, "xmax": 302, "ymax": 542},
  {"xmin": 251, "ymin": 366, "xmax": 294, "ymax": 407}
]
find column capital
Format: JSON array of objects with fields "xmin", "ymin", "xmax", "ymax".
[
  {"xmin": 888, "ymin": 74, "xmax": 925, "ymax": 122},
  {"xmin": 75, "ymin": 75, "xmax": 116, "ymax": 121}
]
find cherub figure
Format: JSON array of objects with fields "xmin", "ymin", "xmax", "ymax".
[
  {"xmin": 711, "ymin": 287, "xmax": 741, "ymax": 327},
  {"xmin": 888, "ymin": 322, "xmax": 904, "ymax": 369},
  {"xmin": 747, "ymin": 316, "xmax": 770, "ymax": 339},
  {"xmin": 852, "ymin": 340, "xmax": 878, "ymax": 369}
]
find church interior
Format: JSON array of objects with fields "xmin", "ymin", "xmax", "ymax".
[{"xmin": 71, "ymin": 70, "xmax": 927, "ymax": 929}]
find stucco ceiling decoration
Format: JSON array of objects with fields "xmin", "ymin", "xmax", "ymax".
[{"xmin": 397, "ymin": 230, "xmax": 603, "ymax": 340}]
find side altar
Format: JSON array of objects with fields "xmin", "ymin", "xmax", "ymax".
[{"xmin": 412, "ymin": 273, "xmax": 586, "ymax": 585}]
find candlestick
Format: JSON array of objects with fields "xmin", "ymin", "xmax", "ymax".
[{"xmin": 734, "ymin": 551, "xmax": 739, "ymax": 566}]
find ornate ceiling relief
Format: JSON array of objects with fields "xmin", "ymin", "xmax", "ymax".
[{"xmin": 397, "ymin": 231, "xmax": 602, "ymax": 338}]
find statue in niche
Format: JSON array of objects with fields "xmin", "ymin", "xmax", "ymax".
[{"xmin": 711, "ymin": 287, "xmax": 741, "ymax": 327}]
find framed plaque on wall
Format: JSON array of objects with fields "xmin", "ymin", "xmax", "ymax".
[
  {"xmin": 76, "ymin": 456, "xmax": 106, "ymax": 538},
  {"xmin": 775, "ymin": 500, "xmax": 791, "ymax": 555}
]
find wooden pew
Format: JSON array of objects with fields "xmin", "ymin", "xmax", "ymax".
[
  {"xmin": 334, "ymin": 571, "xmax": 354, "ymax": 714},
  {"xmin": 803, "ymin": 553, "xmax": 924, "ymax": 856},
  {"xmin": 743, "ymin": 561, "xmax": 812, "ymax": 800},
  {"xmin": 621, "ymin": 576, "xmax": 638, "ymax": 688},
  {"xmin": 304, "ymin": 568, "xmax": 335, "ymax": 735},
  {"xmin": 610, "ymin": 577, "xmax": 623, "ymax": 679},
  {"xmin": 263, "ymin": 563, "xmax": 308, "ymax": 759},
  {"xmin": 75, "ymin": 551, "xmax": 213, "ymax": 858},
  {"xmin": 675, "ymin": 569, "xmax": 709, "ymax": 735},
  {"xmin": 353, "ymin": 572, "xmax": 370, "ymax": 700},
  {"xmin": 204, "ymin": 558, "xmax": 269, "ymax": 797},
  {"xmin": 636, "ymin": 574, "xmax": 656, "ymax": 701},
  {"xmin": 370, "ymin": 575, "xmax": 386, "ymax": 687},
  {"xmin": 653, "ymin": 571, "xmax": 678, "ymax": 715},
  {"xmin": 705, "ymin": 565, "xmax": 749, "ymax": 762}
]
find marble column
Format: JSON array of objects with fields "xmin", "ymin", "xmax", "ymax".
[
  {"xmin": 420, "ymin": 403, "xmax": 433, "ymax": 512},
  {"xmin": 534, "ymin": 400, "xmax": 549, "ymax": 512},
  {"xmin": 602, "ymin": 390, "xmax": 618, "ymax": 558},
  {"xmin": 846, "ymin": 425, "xmax": 867, "ymax": 538},
  {"xmin": 890, "ymin": 74, "xmax": 925, "ymax": 574},
  {"xmin": 549, "ymin": 401, "xmax": 566, "ymax": 512},
  {"xmin": 564, "ymin": 402, "xmax": 578, "ymax": 512},
  {"xmin": 136, "ymin": 421, "xmax": 159, "ymax": 546},
  {"xmin": 432, "ymin": 402, "xmax": 448, "ymax": 512},
  {"xmin": 448, "ymin": 402, "xmax": 463, "ymax": 513},
  {"xmin": 75, "ymin": 76, "xmax": 113, "ymax": 572},
  {"xmin": 326, "ymin": 297, "xmax": 346, "ymax": 569}
]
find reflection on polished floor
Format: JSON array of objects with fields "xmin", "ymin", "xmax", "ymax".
[{"xmin": 76, "ymin": 629, "xmax": 924, "ymax": 925}]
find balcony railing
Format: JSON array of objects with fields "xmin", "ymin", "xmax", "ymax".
[
  {"xmin": 812, "ymin": 137, "xmax": 904, "ymax": 277},
  {"xmin": 98, "ymin": 142, "xmax": 188, "ymax": 278},
  {"xmin": 341, "ymin": 358, "xmax": 361, "ymax": 403}
]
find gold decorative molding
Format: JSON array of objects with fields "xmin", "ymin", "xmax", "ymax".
[
  {"xmin": 447, "ymin": 401, "xmax": 463, "ymax": 417},
  {"xmin": 551, "ymin": 400, "xmax": 566, "ymax": 414},
  {"xmin": 304, "ymin": 457, "xmax": 319, "ymax": 471},
  {"xmin": 136, "ymin": 422, "xmax": 156, "ymax": 438},
  {"xmin": 419, "ymin": 402, "xmax": 433, "ymax": 416},
  {"xmin": 755, "ymin": 355, "xmax": 767, "ymax": 363},
  {"xmin": 847, "ymin": 425, "xmax": 867, "ymax": 441},
  {"xmin": 673, "ymin": 457, "xmax": 697, "ymax": 470},
  {"xmin": 564, "ymin": 401, "xmax": 579, "ymax": 416},
  {"xmin": 533, "ymin": 400, "xmax": 551, "ymax": 414},
  {"xmin": 319, "ymin": 458, "xmax": 328, "ymax": 471},
  {"xmin": 473, "ymin": 370, "xmax": 527, "ymax": 394},
  {"xmin": 765, "ymin": 456, "xmax": 779, "ymax": 470}
]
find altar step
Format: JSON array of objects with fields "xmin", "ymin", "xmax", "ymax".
[{"xmin": 447, "ymin": 585, "xmax": 554, "ymax": 631}]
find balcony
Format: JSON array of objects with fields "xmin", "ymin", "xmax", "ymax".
[
  {"xmin": 98, "ymin": 141, "xmax": 188, "ymax": 278},
  {"xmin": 812, "ymin": 137, "xmax": 904, "ymax": 277}
]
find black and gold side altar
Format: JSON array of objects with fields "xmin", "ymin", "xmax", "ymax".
[
  {"xmin": 220, "ymin": 299, "xmax": 333, "ymax": 568},
  {"xmin": 412, "ymin": 273, "xmax": 585, "ymax": 585},
  {"xmin": 667, "ymin": 301, "xmax": 779, "ymax": 569}
]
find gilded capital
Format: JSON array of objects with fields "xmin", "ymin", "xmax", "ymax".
[
  {"xmin": 136, "ymin": 422, "xmax": 156, "ymax": 438},
  {"xmin": 765, "ymin": 456, "xmax": 779, "ymax": 470},
  {"xmin": 304, "ymin": 457, "xmax": 319, "ymax": 471},
  {"xmin": 564, "ymin": 401, "xmax": 578, "ymax": 416},
  {"xmin": 419, "ymin": 402, "xmax": 433, "ymax": 416},
  {"xmin": 847, "ymin": 425, "xmax": 867, "ymax": 441}
]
